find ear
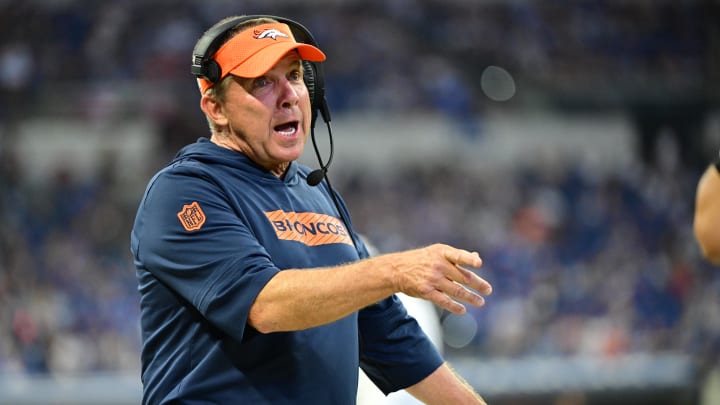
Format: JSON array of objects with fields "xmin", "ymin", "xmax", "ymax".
[{"xmin": 200, "ymin": 94, "xmax": 228, "ymax": 127}]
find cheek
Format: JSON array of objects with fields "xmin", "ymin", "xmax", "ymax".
[{"xmin": 235, "ymin": 97, "xmax": 271, "ymax": 125}]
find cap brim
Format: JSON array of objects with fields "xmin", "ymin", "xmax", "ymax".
[{"xmin": 227, "ymin": 42, "xmax": 326, "ymax": 79}]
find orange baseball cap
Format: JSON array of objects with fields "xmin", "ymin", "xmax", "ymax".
[{"xmin": 197, "ymin": 22, "xmax": 326, "ymax": 94}]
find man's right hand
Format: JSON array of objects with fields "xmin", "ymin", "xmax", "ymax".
[{"xmin": 383, "ymin": 244, "xmax": 492, "ymax": 314}]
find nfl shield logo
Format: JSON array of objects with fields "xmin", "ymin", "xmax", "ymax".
[{"xmin": 177, "ymin": 201, "xmax": 206, "ymax": 232}]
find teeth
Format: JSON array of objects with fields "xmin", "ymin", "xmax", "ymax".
[{"xmin": 275, "ymin": 123, "xmax": 297, "ymax": 136}]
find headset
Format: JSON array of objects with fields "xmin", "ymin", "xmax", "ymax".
[
  {"xmin": 191, "ymin": 14, "xmax": 334, "ymax": 187},
  {"xmin": 190, "ymin": 14, "xmax": 331, "ymax": 128},
  {"xmin": 190, "ymin": 14, "xmax": 358, "ymax": 250}
]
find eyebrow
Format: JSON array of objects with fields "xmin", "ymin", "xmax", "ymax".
[{"xmin": 288, "ymin": 61, "xmax": 301, "ymax": 71}]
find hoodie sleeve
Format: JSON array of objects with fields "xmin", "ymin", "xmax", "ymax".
[
  {"xmin": 358, "ymin": 294, "xmax": 444, "ymax": 395},
  {"xmin": 350, "ymin": 219, "xmax": 444, "ymax": 394},
  {"xmin": 131, "ymin": 166, "xmax": 280, "ymax": 342}
]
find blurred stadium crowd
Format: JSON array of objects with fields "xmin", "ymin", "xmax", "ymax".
[{"xmin": 0, "ymin": 0, "xmax": 719, "ymax": 393}]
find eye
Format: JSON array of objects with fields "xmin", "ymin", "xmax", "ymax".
[
  {"xmin": 253, "ymin": 77, "xmax": 269, "ymax": 89},
  {"xmin": 289, "ymin": 69, "xmax": 302, "ymax": 82}
]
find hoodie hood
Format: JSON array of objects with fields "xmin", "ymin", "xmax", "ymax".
[{"xmin": 172, "ymin": 137, "xmax": 303, "ymax": 185}]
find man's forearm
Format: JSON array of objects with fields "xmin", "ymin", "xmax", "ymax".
[
  {"xmin": 249, "ymin": 256, "xmax": 396, "ymax": 333},
  {"xmin": 406, "ymin": 362, "xmax": 487, "ymax": 404},
  {"xmin": 248, "ymin": 244, "xmax": 490, "ymax": 333}
]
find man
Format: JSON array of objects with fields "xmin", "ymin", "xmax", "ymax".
[
  {"xmin": 694, "ymin": 155, "xmax": 720, "ymax": 264},
  {"xmin": 131, "ymin": 15, "xmax": 492, "ymax": 404}
]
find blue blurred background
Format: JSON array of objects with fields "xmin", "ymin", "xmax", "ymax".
[{"xmin": 0, "ymin": 1, "xmax": 718, "ymax": 404}]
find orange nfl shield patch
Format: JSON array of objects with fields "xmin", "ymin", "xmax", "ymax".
[{"xmin": 177, "ymin": 201, "xmax": 206, "ymax": 232}]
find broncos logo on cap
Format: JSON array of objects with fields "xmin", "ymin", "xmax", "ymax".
[{"xmin": 254, "ymin": 28, "xmax": 289, "ymax": 40}]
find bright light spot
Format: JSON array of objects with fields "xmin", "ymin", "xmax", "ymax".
[
  {"xmin": 481, "ymin": 65, "xmax": 516, "ymax": 102},
  {"xmin": 441, "ymin": 313, "xmax": 478, "ymax": 349}
]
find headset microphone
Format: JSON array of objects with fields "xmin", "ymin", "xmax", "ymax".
[
  {"xmin": 306, "ymin": 168, "xmax": 327, "ymax": 187},
  {"xmin": 306, "ymin": 98, "xmax": 333, "ymax": 187},
  {"xmin": 306, "ymin": 125, "xmax": 334, "ymax": 186}
]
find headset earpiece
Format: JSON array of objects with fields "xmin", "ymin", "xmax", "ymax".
[
  {"xmin": 203, "ymin": 60, "xmax": 222, "ymax": 83},
  {"xmin": 190, "ymin": 16, "xmax": 248, "ymax": 83},
  {"xmin": 302, "ymin": 60, "xmax": 329, "ymax": 127}
]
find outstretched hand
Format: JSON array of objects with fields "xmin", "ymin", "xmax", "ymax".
[{"xmin": 386, "ymin": 244, "xmax": 492, "ymax": 314}]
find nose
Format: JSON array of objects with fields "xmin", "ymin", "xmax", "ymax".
[{"xmin": 278, "ymin": 78, "xmax": 300, "ymax": 109}]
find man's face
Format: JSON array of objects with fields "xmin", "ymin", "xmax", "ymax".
[{"xmin": 216, "ymin": 52, "xmax": 312, "ymax": 174}]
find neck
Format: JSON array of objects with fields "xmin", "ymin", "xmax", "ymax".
[{"xmin": 210, "ymin": 133, "xmax": 290, "ymax": 179}]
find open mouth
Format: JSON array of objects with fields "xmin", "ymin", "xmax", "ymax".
[{"xmin": 274, "ymin": 121, "xmax": 299, "ymax": 136}]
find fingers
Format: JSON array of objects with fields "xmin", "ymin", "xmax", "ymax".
[
  {"xmin": 422, "ymin": 245, "xmax": 493, "ymax": 314},
  {"xmin": 454, "ymin": 265, "xmax": 493, "ymax": 296},
  {"xmin": 442, "ymin": 247, "xmax": 482, "ymax": 269},
  {"xmin": 444, "ymin": 279, "xmax": 485, "ymax": 310},
  {"xmin": 437, "ymin": 245, "xmax": 492, "ymax": 296},
  {"xmin": 389, "ymin": 244, "xmax": 493, "ymax": 314},
  {"xmin": 425, "ymin": 289, "xmax": 468, "ymax": 315}
]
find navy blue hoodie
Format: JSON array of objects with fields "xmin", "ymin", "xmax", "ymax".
[{"xmin": 130, "ymin": 138, "xmax": 443, "ymax": 404}]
